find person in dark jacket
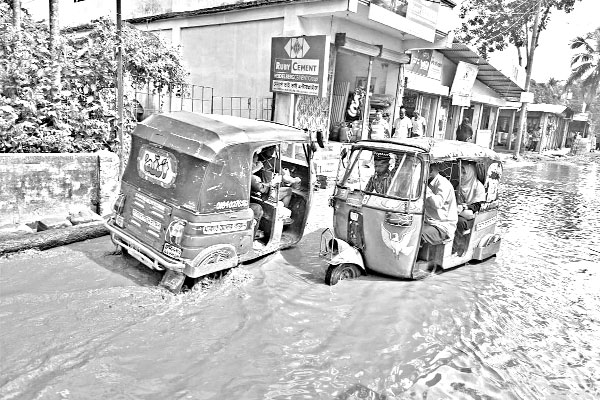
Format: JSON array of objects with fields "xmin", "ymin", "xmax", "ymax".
[{"xmin": 456, "ymin": 118, "xmax": 474, "ymax": 142}]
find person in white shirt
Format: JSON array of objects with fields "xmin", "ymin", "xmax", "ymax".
[
  {"xmin": 369, "ymin": 109, "xmax": 390, "ymax": 140},
  {"xmin": 421, "ymin": 162, "xmax": 458, "ymax": 245},
  {"xmin": 411, "ymin": 109, "xmax": 427, "ymax": 137},
  {"xmin": 392, "ymin": 106, "xmax": 412, "ymax": 138}
]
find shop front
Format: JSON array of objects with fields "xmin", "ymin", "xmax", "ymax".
[
  {"xmin": 526, "ymin": 104, "xmax": 573, "ymax": 152},
  {"xmin": 433, "ymin": 43, "xmax": 525, "ymax": 148}
]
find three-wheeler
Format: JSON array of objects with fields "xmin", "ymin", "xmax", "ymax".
[
  {"xmin": 105, "ymin": 111, "xmax": 319, "ymax": 292},
  {"xmin": 320, "ymin": 137, "xmax": 503, "ymax": 285}
]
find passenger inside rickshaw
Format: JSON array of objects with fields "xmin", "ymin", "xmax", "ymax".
[
  {"xmin": 420, "ymin": 162, "xmax": 458, "ymax": 246},
  {"xmin": 453, "ymin": 161, "xmax": 486, "ymax": 255},
  {"xmin": 250, "ymin": 145, "xmax": 309, "ymax": 246}
]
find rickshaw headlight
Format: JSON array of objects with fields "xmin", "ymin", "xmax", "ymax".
[
  {"xmin": 167, "ymin": 219, "xmax": 187, "ymax": 245},
  {"xmin": 385, "ymin": 212, "xmax": 413, "ymax": 226},
  {"xmin": 113, "ymin": 193, "xmax": 126, "ymax": 215}
]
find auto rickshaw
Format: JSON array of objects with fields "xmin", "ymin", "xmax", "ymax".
[
  {"xmin": 105, "ymin": 111, "xmax": 319, "ymax": 293},
  {"xmin": 320, "ymin": 137, "xmax": 503, "ymax": 285}
]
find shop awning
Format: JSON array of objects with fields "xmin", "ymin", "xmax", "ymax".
[
  {"xmin": 528, "ymin": 104, "xmax": 573, "ymax": 116},
  {"xmin": 437, "ymin": 43, "xmax": 525, "ymax": 102}
]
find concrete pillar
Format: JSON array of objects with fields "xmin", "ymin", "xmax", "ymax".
[{"xmin": 507, "ymin": 109, "xmax": 517, "ymax": 150}]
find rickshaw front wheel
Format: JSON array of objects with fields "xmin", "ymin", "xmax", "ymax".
[{"xmin": 325, "ymin": 263, "xmax": 362, "ymax": 286}]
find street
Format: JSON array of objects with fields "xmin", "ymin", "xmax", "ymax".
[{"xmin": 1, "ymin": 157, "xmax": 599, "ymax": 400}]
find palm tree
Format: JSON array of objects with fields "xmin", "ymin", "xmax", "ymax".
[{"xmin": 567, "ymin": 28, "xmax": 600, "ymax": 113}]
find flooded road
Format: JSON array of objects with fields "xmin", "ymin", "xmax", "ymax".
[{"xmin": 1, "ymin": 157, "xmax": 599, "ymax": 400}]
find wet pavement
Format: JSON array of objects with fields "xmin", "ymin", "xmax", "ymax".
[{"xmin": 1, "ymin": 155, "xmax": 599, "ymax": 400}]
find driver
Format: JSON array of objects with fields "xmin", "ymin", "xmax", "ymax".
[{"xmin": 365, "ymin": 152, "xmax": 393, "ymax": 194}]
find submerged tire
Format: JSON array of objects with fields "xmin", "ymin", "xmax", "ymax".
[{"xmin": 325, "ymin": 263, "xmax": 362, "ymax": 286}]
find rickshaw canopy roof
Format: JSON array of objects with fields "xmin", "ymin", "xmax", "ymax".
[
  {"xmin": 132, "ymin": 111, "xmax": 308, "ymax": 161},
  {"xmin": 356, "ymin": 137, "xmax": 502, "ymax": 162}
]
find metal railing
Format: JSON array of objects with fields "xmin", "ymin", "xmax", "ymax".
[{"xmin": 133, "ymin": 80, "xmax": 272, "ymax": 121}]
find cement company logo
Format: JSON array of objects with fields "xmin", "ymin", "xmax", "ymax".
[{"xmin": 284, "ymin": 37, "xmax": 310, "ymax": 58}]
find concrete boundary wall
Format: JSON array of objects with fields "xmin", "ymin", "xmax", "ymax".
[{"xmin": 0, "ymin": 152, "xmax": 120, "ymax": 226}]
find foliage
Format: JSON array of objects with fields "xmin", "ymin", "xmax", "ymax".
[
  {"xmin": 456, "ymin": 0, "xmax": 580, "ymax": 64},
  {"xmin": 566, "ymin": 27, "xmax": 600, "ymax": 112},
  {"xmin": 530, "ymin": 78, "xmax": 564, "ymax": 104},
  {"xmin": 0, "ymin": 4, "xmax": 188, "ymax": 153}
]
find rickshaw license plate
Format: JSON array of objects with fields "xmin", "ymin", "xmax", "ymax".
[{"xmin": 163, "ymin": 243, "xmax": 182, "ymax": 258}]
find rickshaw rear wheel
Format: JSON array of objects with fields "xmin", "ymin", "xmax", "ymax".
[{"xmin": 325, "ymin": 263, "xmax": 362, "ymax": 286}]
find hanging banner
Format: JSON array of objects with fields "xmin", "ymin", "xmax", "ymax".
[
  {"xmin": 270, "ymin": 35, "xmax": 329, "ymax": 97},
  {"xmin": 450, "ymin": 61, "xmax": 478, "ymax": 103}
]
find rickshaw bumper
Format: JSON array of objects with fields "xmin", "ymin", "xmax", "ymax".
[
  {"xmin": 473, "ymin": 235, "xmax": 501, "ymax": 260},
  {"xmin": 104, "ymin": 218, "xmax": 186, "ymax": 273}
]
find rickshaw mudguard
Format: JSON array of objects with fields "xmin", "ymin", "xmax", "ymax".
[
  {"xmin": 324, "ymin": 237, "xmax": 366, "ymax": 272},
  {"xmin": 184, "ymin": 244, "xmax": 239, "ymax": 278}
]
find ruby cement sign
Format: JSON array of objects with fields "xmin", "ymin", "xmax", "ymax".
[{"xmin": 270, "ymin": 35, "xmax": 328, "ymax": 97}]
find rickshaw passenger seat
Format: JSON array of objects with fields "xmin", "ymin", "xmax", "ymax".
[{"xmin": 418, "ymin": 238, "xmax": 453, "ymax": 262}]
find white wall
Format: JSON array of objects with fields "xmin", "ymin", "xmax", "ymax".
[{"xmin": 180, "ymin": 19, "xmax": 284, "ymax": 97}]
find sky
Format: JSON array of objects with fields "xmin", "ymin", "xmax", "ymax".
[{"xmin": 490, "ymin": 0, "xmax": 600, "ymax": 83}]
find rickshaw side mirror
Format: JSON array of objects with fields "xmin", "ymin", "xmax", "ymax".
[{"xmin": 316, "ymin": 130, "xmax": 325, "ymax": 149}]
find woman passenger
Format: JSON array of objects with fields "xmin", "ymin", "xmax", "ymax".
[{"xmin": 454, "ymin": 162, "xmax": 486, "ymax": 254}]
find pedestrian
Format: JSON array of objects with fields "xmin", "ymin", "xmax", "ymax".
[
  {"xmin": 456, "ymin": 118, "xmax": 473, "ymax": 142},
  {"xmin": 392, "ymin": 106, "xmax": 412, "ymax": 138},
  {"xmin": 411, "ymin": 109, "xmax": 427, "ymax": 137},
  {"xmin": 369, "ymin": 109, "xmax": 390, "ymax": 140},
  {"xmin": 529, "ymin": 127, "xmax": 540, "ymax": 151}
]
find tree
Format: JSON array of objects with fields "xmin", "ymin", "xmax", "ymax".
[
  {"xmin": 457, "ymin": 0, "xmax": 582, "ymax": 156},
  {"xmin": 566, "ymin": 27, "xmax": 600, "ymax": 113},
  {"xmin": 49, "ymin": 0, "xmax": 60, "ymax": 92},
  {"xmin": 530, "ymin": 77, "xmax": 564, "ymax": 104},
  {"xmin": 0, "ymin": 6, "xmax": 188, "ymax": 153}
]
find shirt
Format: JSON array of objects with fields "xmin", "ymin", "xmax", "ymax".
[
  {"xmin": 365, "ymin": 171, "xmax": 393, "ymax": 194},
  {"xmin": 412, "ymin": 116, "xmax": 426, "ymax": 136},
  {"xmin": 393, "ymin": 116, "xmax": 412, "ymax": 138},
  {"xmin": 424, "ymin": 173, "xmax": 458, "ymax": 240},
  {"xmin": 370, "ymin": 119, "xmax": 390, "ymax": 140}
]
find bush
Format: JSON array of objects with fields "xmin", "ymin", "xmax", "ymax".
[{"xmin": 0, "ymin": 4, "xmax": 188, "ymax": 153}]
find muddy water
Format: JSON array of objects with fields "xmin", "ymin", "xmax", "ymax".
[{"xmin": 1, "ymin": 158, "xmax": 599, "ymax": 400}]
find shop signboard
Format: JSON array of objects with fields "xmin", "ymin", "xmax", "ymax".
[
  {"xmin": 406, "ymin": 0, "xmax": 440, "ymax": 42},
  {"xmin": 450, "ymin": 61, "xmax": 478, "ymax": 105},
  {"xmin": 520, "ymin": 91, "xmax": 534, "ymax": 103},
  {"xmin": 270, "ymin": 35, "xmax": 329, "ymax": 97},
  {"xmin": 408, "ymin": 49, "xmax": 443, "ymax": 80}
]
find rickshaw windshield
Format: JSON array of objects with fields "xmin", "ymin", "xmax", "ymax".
[{"xmin": 338, "ymin": 148, "xmax": 423, "ymax": 200}]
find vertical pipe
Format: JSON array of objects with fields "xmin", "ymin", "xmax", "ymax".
[
  {"xmin": 116, "ymin": 0, "xmax": 124, "ymax": 177},
  {"xmin": 361, "ymin": 56, "xmax": 374, "ymax": 140}
]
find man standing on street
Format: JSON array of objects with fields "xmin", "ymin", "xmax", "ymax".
[
  {"xmin": 392, "ymin": 106, "xmax": 412, "ymax": 138},
  {"xmin": 411, "ymin": 109, "xmax": 427, "ymax": 137},
  {"xmin": 456, "ymin": 118, "xmax": 473, "ymax": 142}
]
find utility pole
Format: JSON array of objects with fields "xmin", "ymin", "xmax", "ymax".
[
  {"xmin": 116, "ymin": 0, "xmax": 124, "ymax": 177},
  {"xmin": 514, "ymin": 0, "xmax": 542, "ymax": 157},
  {"xmin": 12, "ymin": 0, "xmax": 21, "ymax": 37}
]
